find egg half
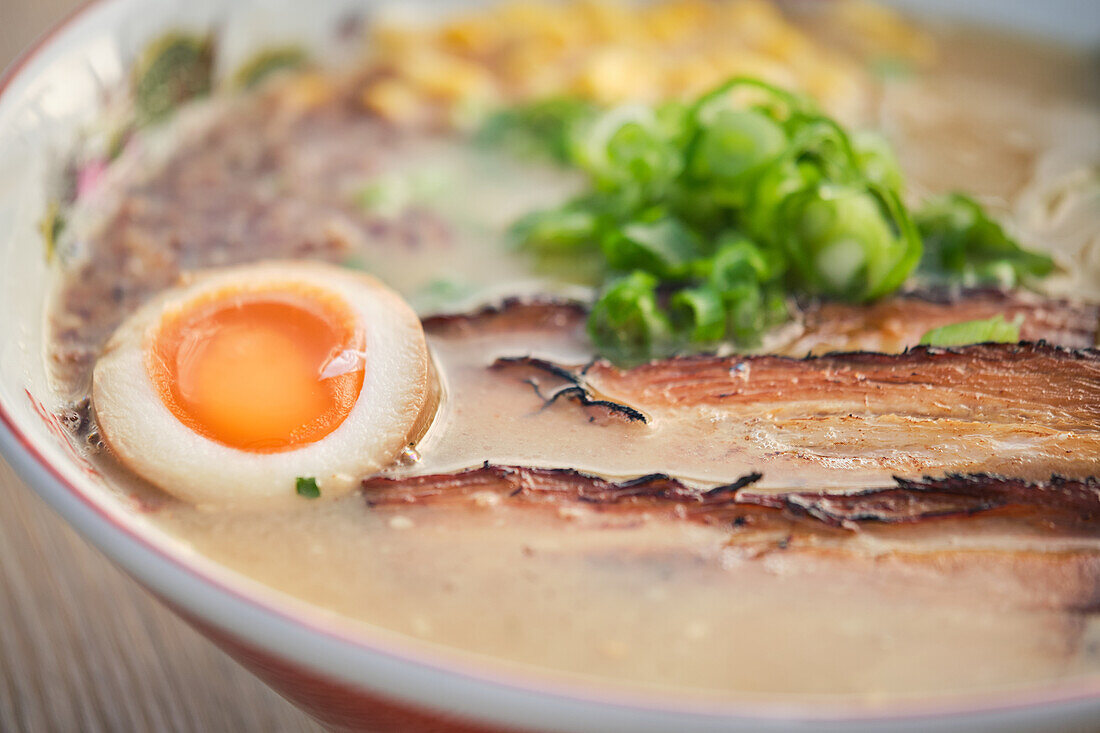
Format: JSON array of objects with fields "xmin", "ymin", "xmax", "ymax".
[{"xmin": 92, "ymin": 261, "xmax": 436, "ymax": 508}]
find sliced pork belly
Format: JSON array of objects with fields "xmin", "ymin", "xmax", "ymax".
[
  {"xmin": 364, "ymin": 466, "xmax": 1100, "ymax": 611},
  {"xmin": 422, "ymin": 287, "xmax": 1100, "ymax": 355},
  {"xmin": 784, "ymin": 288, "xmax": 1099, "ymax": 356},
  {"xmin": 493, "ymin": 342, "xmax": 1100, "ymax": 483},
  {"xmin": 365, "ymin": 465, "xmax": 1099, "ymax": 534}
]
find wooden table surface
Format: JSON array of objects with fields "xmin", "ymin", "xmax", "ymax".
[{"xmin": 0, "ymin": 4, "xmax": 322, "ymax": 731}]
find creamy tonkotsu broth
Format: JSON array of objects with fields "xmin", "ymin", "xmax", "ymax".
[{"xmin": 46, "ymin": 1, "xmax": 1100, "ymax": 703}]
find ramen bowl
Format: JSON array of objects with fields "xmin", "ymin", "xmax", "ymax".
[{"xmin": 1, "ymin": 1, "xmax": 1099, "ymax": 731}]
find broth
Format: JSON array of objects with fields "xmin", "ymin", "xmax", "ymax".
[{"xmin": 47, "ymin": 3, "xmax": 1100, "ymax": 703}]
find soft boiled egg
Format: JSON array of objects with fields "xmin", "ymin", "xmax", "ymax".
[{"xmin": 92, "ymin": 261, "xmax": 437, "ymax": 508}]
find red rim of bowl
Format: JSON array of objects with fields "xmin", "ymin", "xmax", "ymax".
[{"xmin": 2, "ymin": 1, "xmax": 1100, "ymax": 728}]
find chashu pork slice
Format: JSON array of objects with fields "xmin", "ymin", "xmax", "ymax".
[
  {"xmin": 422, "ymin": 287, "xmax": 1100, "ymax": 355},
  {"xmin": 495, "ymin": 342, "xmax": 1100, "ymax": 484},
  {"xmin": 414, "ymin": 296, "xmax": 1100, "ymax": 487},
  {"xmin": 363, "ymin": 466, "xmax": 1100, "ymax": 612}
]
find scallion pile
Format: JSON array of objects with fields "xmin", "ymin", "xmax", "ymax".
[{"xmin": 483, "ymin": 78, "xmax": 1053, "ymax": 364}]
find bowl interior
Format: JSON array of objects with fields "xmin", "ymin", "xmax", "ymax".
[{"xmin": 1, "ymin": 2, "xmax": 1099, "ymax": 732}]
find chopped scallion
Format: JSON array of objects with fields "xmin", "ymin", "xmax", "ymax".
[
  {"xmin": 296, "ymin": 476, "xmax": 321, "ymax": 499},
  {"xmin": 919, "ymin": 314, "xmax": 1024, "ymax": 347}
]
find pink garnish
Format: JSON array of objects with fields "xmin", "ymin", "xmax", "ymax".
[{"xmin": 76, "ymin": 158, "xmax": 107, "ymax": 199}]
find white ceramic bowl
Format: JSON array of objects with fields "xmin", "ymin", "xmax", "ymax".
[{"xmin": 1, "ymin": 2, "xmax": 1099, "ymax": 731}]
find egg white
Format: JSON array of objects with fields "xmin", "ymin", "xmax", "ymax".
[{"xmin": 92, "ymin": 260, "xmax": 434, "ymax": 509}]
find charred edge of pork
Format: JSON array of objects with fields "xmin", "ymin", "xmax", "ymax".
[
  {"xmin": 364, "ymin": 463, "xmax": 762, "ymax": 508},
  {"xmin": 364, "ymin": 464, "xmax": 1100, "ymax": 531},
  {"xmin": 494, "ymin": 356, "xmax": 648, "ymax": 423},
  {"xmin": 737, "ymin": 473, "xmax": 1100, "ymax": 528}
]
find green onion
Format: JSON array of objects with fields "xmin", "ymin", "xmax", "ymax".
[
  {"xmin": 588, "ymin": 272, "xmax": 673, "ymax": 365},
  {"xmin": 780, "ymin": 183, "xmax": 918, "ymax": 300},
  {"xmin": 601, "ymin": 217, "xmax": 701, "ymax": 278},
  {"xmin": 852, "ymin": 130, "xmax": 904, "ymax": 191},
  {"xmin": 670, "ymin": 285, "xmax": 726, "ymax": 343},
  {"xmin": 512, "ymin": 206, "xmax": 601, "ymax": 253},
  {"xmin": 484, "ymin": 76, "xmax": 1052, "ymax": 364},
  {"xmin": 919, "ymin": 314, "xmax": 1024, "ymax": 347},
  {"xmin": 476, "ymin": 98, "xmax": 597, "ymax": 164},
  {"xmin": 295, "ymin": 476, "xmax": 321, "ymax": 499},
  {"xmin": 706, "ymin": 234, "xmax": 780, "ymax": 288},
  {"xmin": 571, "ymin": 105, "xmax": 682, "ymax": 194},
  {"xmin": 916, "ymin": 193, "xmax": 1054, "ymax": 288}
]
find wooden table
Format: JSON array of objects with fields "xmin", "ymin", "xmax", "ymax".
[
  {"xmin": 0, "ymin": 463, "xmax": 322, "ymax": 732},
  {"xmin": 0, "ymin": 4, "xmax": 321, "ymax": 731}
]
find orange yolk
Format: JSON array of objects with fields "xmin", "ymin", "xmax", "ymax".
[{"xmin": 148, "ymin": 287, "xmax": 364, "ymax": 452}]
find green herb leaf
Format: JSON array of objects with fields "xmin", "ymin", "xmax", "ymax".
[
  {"xmin": 38, "ymin": 201, "xmax": 65, "ymax": 262},
  {"xmin": 916, "ymin": 193, "xmax": 1055, "ymax": 288},
  {"xmin": 296, "ymin": 476, "xmax": 321, "ymax": 499},
  {"xmin": 918, "ymin": 314, "xmax": 1024, "ymax": 347},
  {"xmin": 234, "ymin": 46, "xmax": 307, "ymax": 89},
  {"xmin": 133, "ymin": 33, "xmax": 214, "ymax": 125}
]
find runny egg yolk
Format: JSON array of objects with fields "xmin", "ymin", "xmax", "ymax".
[{"xmin": 148, "ymin": 287, "xmax": 364, "ymax": 452}]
